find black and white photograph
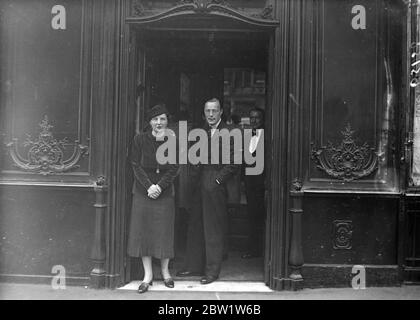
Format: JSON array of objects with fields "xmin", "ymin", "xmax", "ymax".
[{"xmin": 0, "ymin": 0, "xmax": 420, "ymax": 304}]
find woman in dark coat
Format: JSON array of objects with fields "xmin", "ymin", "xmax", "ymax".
[{"xmin": 127, "ymin": 104, "xmax": 179, "ymax": 293}]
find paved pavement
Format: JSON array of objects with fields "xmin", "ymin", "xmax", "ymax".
[{"xmin": 1, "ymin": 282, "xmax": 420, "ymax": 300}]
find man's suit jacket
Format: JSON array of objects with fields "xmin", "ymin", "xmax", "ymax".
[{"xmin": 189, "ymin": 120, "xmax": 240, "ymax": 199}]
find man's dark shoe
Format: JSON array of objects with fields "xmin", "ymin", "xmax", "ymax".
[
  {"xmin": 176, "ymin": 270, "xmax": 203, "ymax": 277},
  {"xmin": 200, "ymin": 275, "xmax": 218, "ymax": 285},
  {"xmin": 241, "ymin": 252, "xmax": 261, "ymax": 259}
]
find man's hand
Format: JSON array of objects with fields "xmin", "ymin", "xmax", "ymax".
[{"xmin": 147, "ymin": 184, "xmax": 162, "ymax": 199}]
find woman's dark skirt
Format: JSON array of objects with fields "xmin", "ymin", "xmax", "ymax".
[{"xmin": 127, "ymin": 185, "xmax": 175, "ymax": 259}]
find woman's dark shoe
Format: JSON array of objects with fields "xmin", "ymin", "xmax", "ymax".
[
  {"xmin": 163, "ymin": 278, "xmax": 175, "ymax": 288},
  {"xmin": 137, "ymin": 281, "xmax": 153, "ymax": 294}
]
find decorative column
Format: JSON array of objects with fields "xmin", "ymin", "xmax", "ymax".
[
  {"xmin": 288, "ymin": 178, "xmax": 304, "ymax": 290},
  {"xmin": 90, "ymin": 176, "xmax": 107, "ymax": 289}
]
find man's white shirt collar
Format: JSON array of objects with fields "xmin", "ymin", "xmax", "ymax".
[
  {"xmin": 210, "ymin": 119, "xmax": 222, "ymax": 136},
  {"xmin": 249, "ymin": 128, "xmax": 263, "ymax": 153},
  {"xmin": 211, "ymin": 119, "xmax": 222, "ymax": 129}
]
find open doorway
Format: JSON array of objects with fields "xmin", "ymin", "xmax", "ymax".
[{"xmin": 127, "ymin": 28, "xmax": 270, "ymax": 283}]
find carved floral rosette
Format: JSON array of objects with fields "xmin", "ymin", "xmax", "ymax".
[
  {"xmin": 5, "ymin": 116, "xmax": 88, "ymax": 175},
  {"xmin": 311, "ymin": 124, "xmax": 379, "ymax": 182}
]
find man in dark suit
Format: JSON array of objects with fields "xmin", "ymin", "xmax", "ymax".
[
  {"xmin": 242, "ymin": 107, "xmax": 266, "ymax": 259},
  {"xmin": 177, "ymin": 98, "xmax": 239, "ymax": 284}
]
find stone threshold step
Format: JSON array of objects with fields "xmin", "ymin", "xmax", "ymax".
[{"xmin": 118, "ymin": 280, "xmax": 273, "ymax": 292}]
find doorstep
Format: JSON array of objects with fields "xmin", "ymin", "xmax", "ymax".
[{"xmin": 118, "ymin": 280, "xmax": 273, "ymax": 293}]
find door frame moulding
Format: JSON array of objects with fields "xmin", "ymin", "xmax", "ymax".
[{"xmin": 101, "ymin": 0, "xmax": 302, "ymax": 291}]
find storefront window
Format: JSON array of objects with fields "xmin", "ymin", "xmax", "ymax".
[
  {"xmin": 0, "ymin": 0, "xmax": 86, "ymax": 176},
  {"xmin": 411, "ymin": 2, "xmax": 420, "ymax": 186},
  {"xmin": 412, "ymin": 91, "xmax": 420, "ymax": 186}
]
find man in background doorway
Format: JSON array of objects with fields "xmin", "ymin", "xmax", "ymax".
[{"xmin": 242, "ymin": 107, "xmax": 266, "ymax": 259}]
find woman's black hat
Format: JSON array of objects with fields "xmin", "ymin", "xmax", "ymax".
[{"xmin": 147, "ymin": 104, "xmax": 169, "ymax": 121}]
